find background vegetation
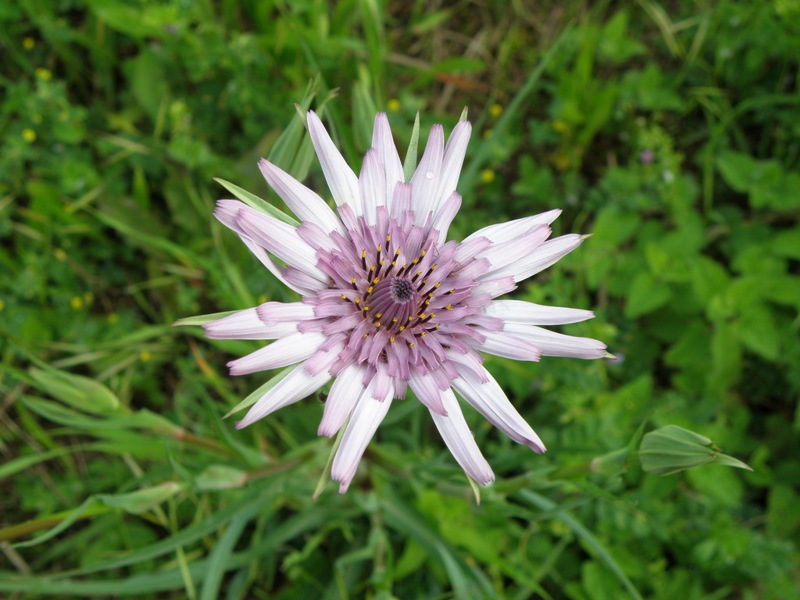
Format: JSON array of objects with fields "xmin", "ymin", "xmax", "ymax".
[{"xmin": 1, "ymin": 0, "xmax": 798, "ymax": 597}]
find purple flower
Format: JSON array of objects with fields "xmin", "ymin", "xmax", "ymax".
[{"xmin": 204, "ymin": 111, "xmax": 607, "ymax": 492}]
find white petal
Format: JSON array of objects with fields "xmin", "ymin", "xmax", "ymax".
[
  {"xmin": 358, "ymin": 148, "xmax": 385, "ymax": 226},
  {"xmin": 408, "ymin": 370, "xmax": 447, "ymax": 416},
  {"xmin": 485, "ymin": 300, "xmax": 594, "ymax": 325},
  {"xmin": 236, "ymin": 358, "xmax": 333, "ymax": 429},
  {"xmin": 490, "ymin": 234, "xmax": 584, "ymax": 283},
  {"xmin": 433, "ymin": 121, "xmax": 471, "ymax": 218},
  {"xmin": 332, "ymin": 378, "xmax": 394, "ymax": 493},
  {"xmin": 318, "ymin": 363, "xmax": 366, "ymax": 437},
  {"xmin": 473, "ymin": 276, "xmax": 516, "ymax": 299},
  {"xmin": 503, "ymin": 322, "xmax": 607, "ymax": 359},
  {"xmin": 235, "ymin": 206, "xmax": 327, "ymax": 283},
  {"xmin": 477, "ymin": 225, "xmax": 551, "ymax": 275},
  {"xmin": 476, "ymin": 330, "xmax": 542, "ymax": 361},
  {"xmin": 430, "ymin": 388, "xmax": 494, "ymax": 485},
  {"xmin": 451, "ymin": 368, "xmax": 545, "ymax": 453},
  {"xmin": 371, "ymin": 113, "xmax": 404, "ymax": 211},
  {"xmin": 204, "ymin": 307, "xmax": 299, "ymax": 340},
  {"xmin": 410, "ymin": 124, "xmax": 444, "ymax": 225},
  {"xmin": 257, "ymin": 301, "xmax": 315, "ymax": 323},
  {"xmin": 431, "ymin": 192, "xmax": 462, "ymax": 245},
  {"xmin": 258, "ymin": 159, "xmax": 343, "ymax": 234},
  {"xmin": 307, "ymin": 110, "xmax": 362, "ymax": 215},
  {"xmin": 463, "ymin": 209, "xmax": 562, "ymax": 245},
  {"xmin": 390, "ymin": 182, "xmax": 411, "ymax": 221},
  {"xmin": 228, "ymin": 332, "xmax": 326, "ymax": 375},
  {"xmin": 214, "ymin": 201, "xmax": 308, "ymax": 295}
]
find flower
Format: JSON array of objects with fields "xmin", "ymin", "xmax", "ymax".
[{"xmin": 204, "ymin": 111, "xmax": 607, "ymax": 493}]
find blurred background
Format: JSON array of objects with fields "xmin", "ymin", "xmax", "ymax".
[{"xmin": 1, "ymin": 0, "xmax": 799, "ymax": 598}]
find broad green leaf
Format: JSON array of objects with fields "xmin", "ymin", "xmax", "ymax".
[{"xmin": 625, "ymin": 272, "xmax": 672, "ymax": 318}]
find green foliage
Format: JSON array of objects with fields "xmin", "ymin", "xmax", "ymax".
[{"xmin": 2, "ymin": 1, "xmax": 799, "ymax": 599}]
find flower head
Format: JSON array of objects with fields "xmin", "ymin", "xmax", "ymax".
[{"xmin": 205, "ymin": 111, "xmax": 607, "ymax": 493}]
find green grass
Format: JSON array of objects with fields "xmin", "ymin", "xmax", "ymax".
[{"xmin": 2, "ymin": 1, "xmax": 799, "ymax": 598}]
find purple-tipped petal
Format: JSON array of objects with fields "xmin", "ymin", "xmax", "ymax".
[
  {"xmin": 358, "ymin": 148, "xmax": 386, "ymax": 226},
  {"xmin": 430, "ymin": 388, "xmax": 494, "ymax": 485},
  {"xmin": 451, "ymin": 367, "xmax": 546, "ymax": 453},
  {"xmin": 408, "ymin": 370, "xmax": 447, "ymax": 416},
  {"xmin": 503, "ymin": 322, "xmax": 607, "ymax": 359},
  {"xmin": 431, "ymin": 192, "xmax": 462, "ymax": 245},
  {"xmin": 484, "ymin": 300, "xmax": 594, "ymax": 325},
  {"xmin": 258, "ymin": 159, "xmax": 343, "ymax": 234},
  {"xmin": 463, "ymin": 209, "xmax": 562, "ymax": 245},
  {"xmin": 318, "ymin": 363, "xmax": 365, "ymax": 437},
  {"xmin": 307, "ymin": 110, "xmax": 362, "ymax": 215},
  {"xmin": 204, "ymin": 308, "xmax": 299, "ymax": 340},
  {"xmin": 475, "ymin": 330, "xmax": 542, "ymax": 362},
  {"xmin": 331, "ymin": 378, "xmax": 394, "ymax": 493},
  {"xmin": 228, "ymin": 332, "xmax": 326, "ymax": 375},
  {"xmin": 410, "ymin": 124, "xmax": 444, "ymax": 225},
  {"xmin": 236, "ymin": 355, "xmax": 335, "ymax": 429},
  {"xmin": 235, "ymin": 206, "xmax": 327, "ymax": 283},
  {"xmin": 489, "ymin": 234, "xmax": 584, "ymax": 283},
  {"xmin": 371, "ymin": 113, "xmax": 404, "ymax": 210},
  {"xmin": 433, "ymin": 121, "xmax": 471, "ymax": 219}
]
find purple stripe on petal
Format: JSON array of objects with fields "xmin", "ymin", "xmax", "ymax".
[
  {"xmin": 332, "ymin": 378, "xmax": 394, "ymax": 493},
  {"xmin": 228, "ymin": 332, "xmax": 326, "ymax": 375},
  {"xmin": 430, "ymin": 388, "xmax": 494, "ymax": 485},
  {"xmin": 452, "ymin": 368, "xmax": 546, "ymax": 453},
  {"xmin": 318, "ymin": 363, "xmax": 365, "ymax": 437},
  {"xmin": 307, "ymin": 110, "xmax": 362, "ymax": 215}
]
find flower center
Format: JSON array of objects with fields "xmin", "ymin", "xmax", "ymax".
[{"xmin": 389, "ymin": 277, "xmax": 414, "ymax": 304}]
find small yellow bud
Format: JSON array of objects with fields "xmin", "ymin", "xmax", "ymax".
[
  {"xmin": 23, "ymin": 37, "xmax": 35, "ymax": 50},
  {"xmin": 480, "ymin": 169, "xmax": 495, "ymax": 184},
  {"xmin": 70, "ymin": 296, "xmax": 84, "ymax": 310},
  {"xmin": 489, "ymin": 103, "xmax": 503, "ymax": 118},
  {"xmin": 22, "ymin": 128, "xmax": 36, "ymax": 143},
  {"xmin": 387, "ymin": 99, "xmax": 401, "ymax": 112},
  {"xmin": 35, "ymin": 68, "xmax": 52, "ymax": 81}
]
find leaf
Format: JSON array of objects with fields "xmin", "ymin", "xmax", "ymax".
[
  {"xmin": 403, "ymin": 111, "xmax": 421, "ymax": 182},
  {"xmin": 223, "ymin": 366, "xmax": 294, "ymax": 418},
  {"xmin": 639, "ymin": 425, "xmax": 752, "ymax": 475},
  {"xmin": 28, "ymin": 367, "xmax": 120, "ymax": 415},
  {"xmin": 214, "ymin": 178, "xmax": 299, "ymax": 226},
  {"xmin": 195, "ymin": 466, "xmax": 248, "ymax": 491},
  {"xmin": 716, "ymin": 150, "xmax": 757, "ymax": 192},
  {"xmin": 0, "ymin": 448, "xmax": 72, "ymax": 482},
  {"xmin": 519, "ymin": 490, "xmax": 644, "ymax": 600},
  {"xmin": 625, "ymin": 272, "xmax": 672, "ymax": 318},
  {"xmin": 173, "ymin": 311, "xmax": 238, "ymax": 327},
  {"xmin": 96, "ymin": 482, "xmax": 183, "ymax": 514}
]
